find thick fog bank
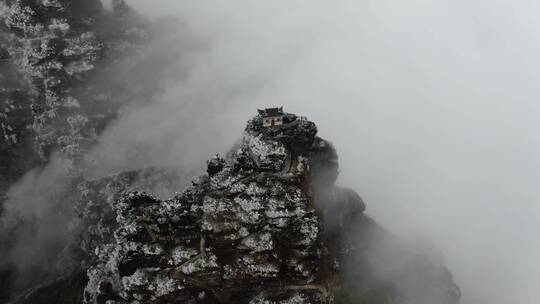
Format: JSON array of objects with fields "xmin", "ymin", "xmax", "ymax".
[{"xmin": 120, "ymin": 1, "xmax": 540, "ymax": 303}]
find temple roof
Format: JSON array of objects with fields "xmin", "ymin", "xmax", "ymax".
[{"xmin": 258, "ymin": 107, "xmax": 284, "ymax": 117}]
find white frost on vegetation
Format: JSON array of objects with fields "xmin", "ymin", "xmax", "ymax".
[
  {"xmin": 48, "ymin": 18, "xmax": 70, "ymax": 34},
  {"xmin": 249, "ymin": 292, "xmax": 307, "ymax": 304},
  {"xmin": 241, "ymin": 232, "xmax": 274, "ymax": 252},
  {"xmin": 150, "ymin": 274, "xmax": 184, "ymax": 297},
  {"xmin": 122, "ymin": 269, "xmax": 150, "ymax": 290},
  {"xmin": 169, "ymin": 245, "xmax": 198, "ymax": 265},
  {"xmin": 178, "ymin": 254, "xmax": 219, "ymax": 275}
]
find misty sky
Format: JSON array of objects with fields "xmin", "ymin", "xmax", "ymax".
[{"xmin": 97, "ymin": 1, "xmax": 540, "ymax": 303}]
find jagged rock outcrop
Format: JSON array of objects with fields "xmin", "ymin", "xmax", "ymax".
[
  {"xmin": 83, "ymin": 112, "xmax": 338, "ymax": 304},
  {"xmin": 68, "ymin": 167, "xmax": 190, "ymax": 270}
]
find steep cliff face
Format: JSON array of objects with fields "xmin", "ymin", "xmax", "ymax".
[{"xmin": 82, "ymin": 113, "xmax": 337, "ymax": 304}]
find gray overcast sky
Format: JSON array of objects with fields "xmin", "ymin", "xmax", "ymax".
[{"xmin": 112, "ymin": 1, "xmax": 540, "ymax": 303}]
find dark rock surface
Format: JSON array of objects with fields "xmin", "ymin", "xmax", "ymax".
[{"xmin": 83, "ymin": 113, "xmax": 335, "ymax": 304}]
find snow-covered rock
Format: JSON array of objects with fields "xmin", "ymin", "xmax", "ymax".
[{"xmin": 83, "ymin": 112, "xmax": 336, "ymax": 304}]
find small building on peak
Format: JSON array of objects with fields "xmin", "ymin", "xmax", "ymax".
[{"xmin": 258, "ymin": 107, "xmax": 285, "ymax": 127}]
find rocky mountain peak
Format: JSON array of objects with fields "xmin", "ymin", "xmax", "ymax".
[{"xmin": 82, "ymin": 110, "xmax": 342, "ymax": 304}]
